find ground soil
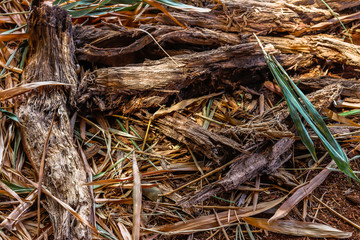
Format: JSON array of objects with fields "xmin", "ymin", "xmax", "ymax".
[{"xmin": 262, "ymin": 160, "xmax": 360, "ymax": 240}]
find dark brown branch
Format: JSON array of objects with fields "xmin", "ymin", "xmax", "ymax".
[{"xmin": 180, "ymin": 137, "xmax": 295, "ymax": 207}]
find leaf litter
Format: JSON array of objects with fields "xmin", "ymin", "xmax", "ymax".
[{"xmin": 0, "ymin": 0, "xmax": 360, "ymax": 239}]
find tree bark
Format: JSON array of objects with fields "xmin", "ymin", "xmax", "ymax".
[
  {"xmin": 15, "ymin": 6, "xmax": 92, "ymax": 240},
  {"xmin": 74, "ymin": 32, "xmax": 360, "ymax": 113}
]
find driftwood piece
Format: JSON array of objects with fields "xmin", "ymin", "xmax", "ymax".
[
  {"xmin": 15, "ymin": 6, "xmax": 92, "ymax": 239},
  {"xmin": 180, "ymin": 137, "xmax": 295, "ymax": 207}
]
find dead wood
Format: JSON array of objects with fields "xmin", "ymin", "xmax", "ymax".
[
  {"xmin": 155, "ymin": 113, "xmax": 245, "ymax": 164},
  {"xmin": 72, "ymin": 0, "xmax": 360, "ymax": 67},
  {"xmin": 75, "ymin": 42, "xmax": 312, "ymax": 113},
  {"xmin": 180, "ymin": 137, "xmax": 295, "ymax": 208},
  {"xmin": 75, "ymin": 33, "xmax": 359, "ymax": 114},
  {"xmin": 73, "ymin": 22, "xmax": 360, "ymax": 114},
  {"xmin": 15, "ymin": 6, "xmax": 92, "ymax": 240}
]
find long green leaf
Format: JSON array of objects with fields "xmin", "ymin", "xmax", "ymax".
[
  {"xmin": 0, "ymin": 109, "xmax": 20, "ymax": 123},
  {"xmin": 256, "ymin": 35, "xmax": 359, "ymax": 182}
]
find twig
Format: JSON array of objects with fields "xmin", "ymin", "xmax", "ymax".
[{"xmin": 213, "ymin": 209, "xmax": 230, "ymax": 240}]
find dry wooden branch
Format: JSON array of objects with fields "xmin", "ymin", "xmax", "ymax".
[{"xmin": 180, "ymin": 137, "xmax": 295, "ymax": 207}]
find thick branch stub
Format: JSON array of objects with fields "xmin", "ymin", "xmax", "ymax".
[{"xmin": 16, "ymin": 6, "xmax": 92, "ymax": 240}]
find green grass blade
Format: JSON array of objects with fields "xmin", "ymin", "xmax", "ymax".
[
  {"xmin": 2, "ymin": 180, "xmax": 34, "ymax": 193},
  {"xmin": 154, "ymin": 0, "xmax": 210, "ymax": 12},
  {"xmin": 0, "ymin": 109, "xmax": 20, "ymax": 123},
  {"xmin": 319, "ymin": 0, "xmax": 353, "ymax": 44},
  {"xmin": 258, "ymin": 45, "xmax": 359, "ymax": 182},
  {"xmin": 272, "ymin": 56, "xmax": 348, "ymax": 160},
  {"xmin": 338, "ymin": 109, "xmax": 360, "ymax": 117},
  {"xmin": 287, "ymin": 101, "xmax": 318, "ymax": 161}
]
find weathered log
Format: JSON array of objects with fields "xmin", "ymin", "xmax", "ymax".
[
  {"xmin": 15, "ymin": 6, "xmax": 92, "ymax": 239},
  {"xmin": 75, "ymin": 31, "xmax": 360, "ymax": 114},
  {"xmin": 75, "ymin": 41, "xmax": 313, "ymax": 113}
]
